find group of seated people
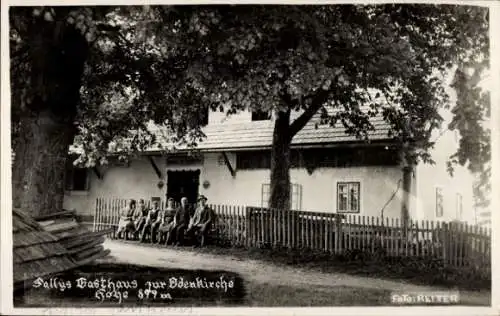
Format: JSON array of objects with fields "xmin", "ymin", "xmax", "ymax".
[{"xmin": 115, "ymin": 195, "xmax": 215, "ymax": 247}]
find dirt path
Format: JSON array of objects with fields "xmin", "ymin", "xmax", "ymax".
[{"xmin": 103, "ymin": 239, "xmax": 490, "ymax": 305}]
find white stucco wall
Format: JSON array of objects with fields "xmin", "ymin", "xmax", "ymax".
[
  {"xmin": 202, "ymin": 152, "xmax": 403, "ymax": 217},
  {"xmin": 63, "ymin": 156, "xmax": 172, "ymax": 216},
  {"xmin": 412, "ymin": 75, "xmax": 477, "ymax": 224},
  {"xmin": 64, "ymin": 152, "xmax": 404, "ymax": 219},
  {"xmin": 65, "ymin": 107, "xmax": 407, "ymax": 218},
  {"xmin": 414, "ymin": 118, "xmax": 475, "ymax": 224}
]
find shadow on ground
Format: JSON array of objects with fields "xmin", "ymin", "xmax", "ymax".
[{"xmin": 14, "ymin": 262, "xmax": 246, "ymax": 307}]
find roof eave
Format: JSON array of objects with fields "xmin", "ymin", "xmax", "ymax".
[{"xmin": 92, "ymin": 138, "xmax": 400, "ymax": 157}]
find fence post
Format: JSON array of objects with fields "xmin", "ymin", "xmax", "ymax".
[
  {"xmin": 325, "ymin": 214, "xmax": 331, "ymax": 253},
  {"xmin": 93, "ymin": 198, "xmax": 98, "ymax": 232},
  {"xmin": 245, "ymin": 207, "xmax": 251, "ymax": 248},
  {"xmin": 442, "ymin": 222, "xmax": 448, "ymax": 267},
  {"xmin": 334, "ymin": 214, "xmax": 342, "ymax": 254}
]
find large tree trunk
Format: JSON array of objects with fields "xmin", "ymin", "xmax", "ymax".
[
  {"xmin": 12, "ymin": 22, "xmax": 88, "ymax": 216},
  {"xmin": 400, "ymin": 141, "xmax": 414, "ymax": 232},
  {"xmin": 267, "ymin": 88, "xmax": 327, "ymax": 210},
  {"xmin": 12, "ymin": 112, "xmax": 76, "ymax": 216},
  {"xmin": 401, "ymin": 165, "xmax": 412, "ymax": 229},
  {"xmin": 269, "ymin": 109, "xmax": 292, "ymax": 210}
]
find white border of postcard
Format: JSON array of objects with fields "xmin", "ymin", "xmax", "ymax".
[{"xmin": 1, "ymin": 1, "xmax": 499, "ymax": 315}]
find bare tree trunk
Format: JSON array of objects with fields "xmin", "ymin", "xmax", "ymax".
[
  {"xmin": 401, "ymin": 165, "xmax": 412, "ymax": 229},
  {"xmin": 400, "ymin": 140, "xmax": 413, "ymax": 233},
  {"xmin": 267, "ymin": 89, "xmax": 327, "ymax": 210},
  {"xmin": 269, "ymin": 109, "xmax": 292, "ymax": 210}
]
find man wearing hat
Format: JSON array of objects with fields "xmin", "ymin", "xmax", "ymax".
[{"xmin": 186, "ymin": 195, "xmax": 215, "ymax": 247}]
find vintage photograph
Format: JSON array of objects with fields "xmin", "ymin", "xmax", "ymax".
[{"xmin": 4, "ymin": 2, "xmax": 493, "ymax": 312}]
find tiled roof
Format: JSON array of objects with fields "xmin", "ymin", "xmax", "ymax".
[
  {"xmin": 195, "ymin": 115, "xmax": 391, "ymax": 151},
  {"xmin": 69, "ymin": 111, "xmax": 393, "ymax": 155},
  {"xmin": 146, "ymin": 111, "xmax": 392, "ymax": 152}
]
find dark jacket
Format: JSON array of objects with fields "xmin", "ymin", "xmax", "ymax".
[
  {"xmin": 174, "ymin": 205, "xmax": 191, "ymax": 226},
  {"xmin": 140, "ymin": 206, "xmax": 149, "ymax": 217},
  {"xmin": 148, "ymin": 207, "xmax": 161, "ymax": 223},
  {"xmin": 191, "ymin": 205, "xmax": 215, "ymax": 227}
]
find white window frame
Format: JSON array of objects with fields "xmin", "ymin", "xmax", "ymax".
[
  {"xmin": 261, "ymin": 183, "xmax": 302, "ymax": 210},
  {"xmin": 456, "ymin": 192, "xmax": 463, "ymax": 219},
  {"xmin": 435, "ymin": 186, "xmax": 444, "ymax": 218},
  {"xmin": 336, "ymin": 181, "xmax": 361, "ymax": 213}
]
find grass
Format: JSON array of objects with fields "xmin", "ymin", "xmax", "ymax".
[
  {"xmin": 122, "ymin": 239, "xmax": 491, "ymax": 292},
  {"xmin": 247, "ymin": 283, "xmax": 393, "ymax": 306}
]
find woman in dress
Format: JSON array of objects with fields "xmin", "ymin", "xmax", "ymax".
[{"xmin": 116, "ymin": 199, "xmax": 136, "ymax": 240}]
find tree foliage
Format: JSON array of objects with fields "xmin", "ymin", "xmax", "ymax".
[
  {"xmin": 10, "ymin": 5, "xmax": 490, "ymax": 210},
  {"xmin": 150, "ymin": 5, "xmax": 489, "ymax": 168}
]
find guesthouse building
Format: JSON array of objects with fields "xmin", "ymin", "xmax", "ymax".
[{"xmin": 63, "ymin": 106, "xmax": 475, "ymax": 224}]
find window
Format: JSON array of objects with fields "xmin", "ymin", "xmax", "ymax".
[
  {"xmin": 337, "ymin": 182, "xmax": 360, "ymax": 213},
  {"xmin": 65, "ymin": 166, "xmax": 89, "ymax": 191},
  {"xmin": 456, "ymin": 193, "xmax": 463, "ymax": 219},
  {"xmin": 251, "ymin": 109, "xmax": 271, "ymax": 121},
  {"xmin": 236, "ymin": 151, "xmax": 270, "ymax": 169},
  {"xmin": 435, "ymin": 187, "xmax": 444, "ymax": 217},
  {"xmin": 261, "ymin": 183, "xmax": 303, "ymax": 210},
  {"xmin": 301, "ymin": 147, "xmax": 399, "ymax": 168}
]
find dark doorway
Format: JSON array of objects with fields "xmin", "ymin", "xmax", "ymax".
[{"xmin": 166, "ymin": 170, "xmax": 201, "ymax": 204}]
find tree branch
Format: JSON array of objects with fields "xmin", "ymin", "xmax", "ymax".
[{"xmin": 288, "ymin": 86, "xmax": 333, "ymax": 138}]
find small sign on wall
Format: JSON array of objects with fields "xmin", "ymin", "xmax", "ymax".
[
  {"xmin": 203, "ymin": 180, "xmax": 210, "ymax": 189},
  {"xmin": 157, "ymin": 180, "xmax": 164, "ymax": 189}
]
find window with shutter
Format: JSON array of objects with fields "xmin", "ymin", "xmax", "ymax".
[{"xmin": 261, "ymin": 183, "xmax": 303, "ymax": 210}]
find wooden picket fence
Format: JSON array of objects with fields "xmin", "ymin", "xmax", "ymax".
[{"xmin": 93, "ymin": 197, "xmax": 491, "ymax": 274}]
